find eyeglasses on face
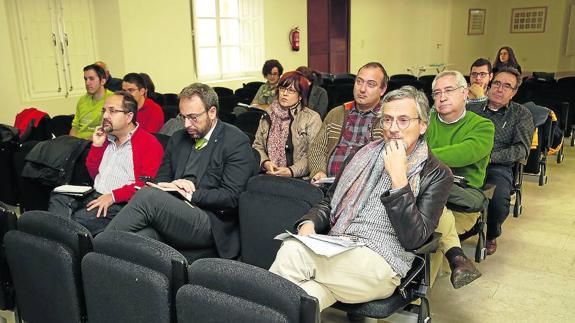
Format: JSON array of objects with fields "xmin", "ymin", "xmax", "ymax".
[
  {"xmin": 178, "ymin": 110, "xmax": 207, "ymax": 122},
  {"xmin": 491, "ymin": 81, "xmax": 516, "ymax": 91},
  {"xmin": 278, "ymin": 86, "xmax": 298, "ymax": 95},
  {"xmin": 381, "ymin": 116, "xmax": 420, "ymax": 130},
  {"xmin": 101, "ymin": 107, "xmax": 129, "ymax": 114},
  {"xmin": 432, "ymin": 86, "xmax": 464, "ymax": 99},
  {"xmin": 470, "ymin": 72, "xmax": 490, "ymax": 78}
]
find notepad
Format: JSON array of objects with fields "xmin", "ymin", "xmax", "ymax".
[
  {"xmin": 53, "ymin": 185, "xmax": 94, "ymax": 197},
  {"xmin": 315, "ymin": 177, "xmax": 335, "ymax": 184}
]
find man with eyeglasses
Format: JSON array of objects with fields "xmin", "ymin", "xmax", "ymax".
[
  {"xmin": 50, "ymin": 91, "xmax": 164, "ymax": 235},
  {"xmin": 106, "ymin": 83, "xmax": 254, "ymax": 260},
  {"xmin": 426, "ymin": 70, "xmax": 495, "ymax": 288},
  {"xmin": 309, "ymin": 62, "xmax": 388, "ymax": 184},
  {"xmin": 70, "ymin": 64, "xmax": 114, "ymax": 140},
  {"xmin": 467, "ymin": 58, "xmax": 494, "ymax": 107},
  {"xmin": 467, "ymin": 67, "xmax": 534, "ymax": 255},
  {"xmin": 270, "ymin": 86, "xmax": 453, "ymax": 311},
  {"xmin": 122, "ymin": 73, "xmax": 164, "ymax": 133}
]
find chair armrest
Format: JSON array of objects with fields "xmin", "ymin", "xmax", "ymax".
[
  {"xmin": 397, "ymin": 232, "xmax": 442, "ymax": 298},
  {"xmin": 410, "ymin": 232, "xmax": 442, "ymax": 255}
]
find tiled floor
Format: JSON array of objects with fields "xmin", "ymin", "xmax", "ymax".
[
  {"xmin": 323, "ymin": 144, "xmax": 575, "ymax": 322},
  {"xmin": 1, "ymin": 145, "xmax": 573, "ymax": 323}
]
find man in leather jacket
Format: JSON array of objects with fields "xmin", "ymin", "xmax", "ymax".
[{"xmin": 270, "ymin": 86, "xmax": 453, "ymax": 311}]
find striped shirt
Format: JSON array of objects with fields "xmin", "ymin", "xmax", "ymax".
[
  {"xmin": 327, "ymin": 103, "xmax": 381, "ymax": 176},
  {"xmin": 93, "ymin": 127, "xmax": 137, "ymax": 200}
]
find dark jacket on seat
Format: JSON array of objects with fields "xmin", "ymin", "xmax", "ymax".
[{"xmin": 297, "ymin": 147, "xmax": 453, "ymax": 250}]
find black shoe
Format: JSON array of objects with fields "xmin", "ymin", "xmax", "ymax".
[{"xmin": 449, "ymin": 255, "xmax": 482, "ymax": 289}]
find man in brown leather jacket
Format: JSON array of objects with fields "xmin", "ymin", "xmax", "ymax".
[{"xmin": 270, "ymin": 86, "xmax": 453, "ymax": 311}]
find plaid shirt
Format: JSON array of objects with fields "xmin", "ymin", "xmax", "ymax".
[{"xmin": 327, "ymin": 102, "xmax": 382, "ymax": 176}]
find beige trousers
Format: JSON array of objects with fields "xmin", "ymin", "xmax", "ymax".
[
  {"xmin": 269, "ymin": 239, "xmax": 401, "ymax": 311},
  {"xmin": 429, "ymin": 207, "xmax": 480, "ymax": 286}
]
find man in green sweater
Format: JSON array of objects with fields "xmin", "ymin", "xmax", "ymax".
[{"xmin": 426, "ymin": 70, "xmax": 495, "ymax": 287}]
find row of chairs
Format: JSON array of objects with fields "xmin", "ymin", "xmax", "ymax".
[{"xmin": 0, "ymin": 174, "xmax": 443, "ymax": 322}]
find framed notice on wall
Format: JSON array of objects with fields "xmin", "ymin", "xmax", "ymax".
[
  {"xmin": 468, "ymin": 9, "xmax": 486, "ymax": 35},
  {"xmin": 510, "ymin": 7, "xmax": 547, "ymax": 33}
]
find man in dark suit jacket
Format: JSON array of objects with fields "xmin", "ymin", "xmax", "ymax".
[{"xmin": 106, "ymin": 83, "xmax": 254, "ymax": 259}]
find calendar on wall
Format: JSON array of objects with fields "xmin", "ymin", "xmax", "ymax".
[
  {"xmin": 510, "ymin": 7, "xmax": 547, "ymax": 33},
  {"xmin": 468, "ymin": 9, "xmax": 486, "ymax": 35}
]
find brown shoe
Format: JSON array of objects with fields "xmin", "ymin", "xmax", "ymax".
[
  {"xmin": 486, "ymin": 239, "xmax": 497, "ymax": 255},
  {"xmin": 449, "ymin": 255, "xmax": 482, "ymax": 289}
]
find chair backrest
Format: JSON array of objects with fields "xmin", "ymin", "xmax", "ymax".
[
  {"xmin": 50, "ymin": 114, "xmax": 74, "ymax": 137},
  {"xmin": 178, "ymin": 258, "xmax": 319, "ymax": 323},
  {"xmin": 0, "ymin": 202, "xmax": 17, "ymax": 310},
  {"xmin": 164, "ymin": 93, "xmax": 180, "ymax": 106},
  {"xmin": 234, "ymin": 109, "xmax": 266, "ymax": 143},
  {"xmin": 390, "ymin": 74, "xmax": 417, "ymax": 82},
  {"xmin": 4, "ymin": 211, "xmax": 93, "ymax": 323},
  {"xmin": 239, "ymin": 175, "xmax": 324, "ymax": 269},
  {"xmin": 213, "ymin": 86, "xmax": 234, "ymax": 97},
  {"xmin": 218, "ymin": 94, "xmax": 240, "ymax": 124},
  {"xmin": 81, "ymin": 230, "xmax": 188, "ymax": 323}
]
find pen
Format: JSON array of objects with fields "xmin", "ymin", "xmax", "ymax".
[{"xmin": 502, "ymin": 121, "xmax": 507, "ymax": 128}]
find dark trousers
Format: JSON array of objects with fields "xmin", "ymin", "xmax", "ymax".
[
  {"xmin": 484, "ymin": 164, "xmax": 514, "ymax": 240},
  {"xmin": 105, "ymin": 187, "xmax": 214, "ymax": 249},
  {"xmin": 48, "ymin": 191, "xmax": 124, "ymax": 236}
]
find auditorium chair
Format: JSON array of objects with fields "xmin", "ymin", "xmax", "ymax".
[
  {"xmin": 81, "ymin": 230, "xmax": 188, "ymax": 323},
  {"xmin": 4, "ymin": 211, "xmax": 93, "ymax": 323},
  {"xmin": 177, "ymin": 258, "xmax": 319, "ymax": 323}
]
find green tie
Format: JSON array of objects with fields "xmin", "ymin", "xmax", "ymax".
[{"xmin": 194, "ymin": 138, "xmax": 207, "ymax": 150}]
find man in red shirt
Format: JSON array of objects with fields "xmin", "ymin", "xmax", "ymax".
[
  {"xmin": 122, "ymin": 73, "xmax": 165, "ymax": 133},
  {"xmin": 49, "ymin": 91, "xmax": 164, "ymax": 235}
]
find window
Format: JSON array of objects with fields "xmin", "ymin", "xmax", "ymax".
[{"xmin": 191, "ymin": 0, "xmax": 264, "ymax": 80}]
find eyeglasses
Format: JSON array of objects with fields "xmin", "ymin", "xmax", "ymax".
[
  {"xmin": 470, "ymin": 72, "xmax": 490, "ymax": 78},
  {"xmin": 278, "ymin": 86, "xmax": 298, "ymax": 95},
  {"xmin": 178, "ymin": 110, "xmax": 207, "ymax": 122},
  {"xmin": 355, "ymin": 77, "xmax": 379, "ymax": 89},
  {"xmin": 267, "ymin": 72, "xmax": 279, "ymax": 76},
  {"xmin": 101, "ymin": 107, "xmax": 129, "ymax": 114},
  {"xmin": 491, "ymin": 81, "xmax": 516, "ymax": 91},
  {"xmin": 432, "ymin": 86, "xmax": 464, "ymax": 99},
  {"xmin": 381, "ymin": 116, "xmax": 420, "ymax": 130}
]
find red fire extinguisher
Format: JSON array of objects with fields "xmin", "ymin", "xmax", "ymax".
[{"xmin": 289, "ymin": 27, "xmax": 300, "ymax": 51}]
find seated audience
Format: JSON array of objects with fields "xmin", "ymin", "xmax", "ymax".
[
  {"xmin": 252, "ymin": 59, "xmax": 284, "ymax": 108},
  {"xmin": 270, "ymin": 86, "xmax": 453, "ymax": 311},
  {"xmin": 105, "ymin": 83, "xmax": 254, "ymax": 259},
  {"xmin": 122, "ymin": 73, "xmax": 165, "ymax": 133},
  {"xmin": 492, "ymin": 46, "xmax": 522, "ymax": 74},
  {"xmin": 50, "ymin": 91, "xmax": 164, "ymax": 235},
  {"xmin": 253, "ymin": 71, "xmax": 322, "ymax": 178},
  {"xmin": 70, "ymin": 64, "xmax": 114, "ymax": 140},
  {"xmin": 427, "ymin": 70, "xmax": 495, "ymax": 287},
  {"xmin": 95, "ymin": 60, "xmax": 123, "ymax": 91},
  {"xmin": 309, "ymin": 62, "xmax": 481, "ymax": 289},
  {"xmin": 467, "ymin": 58, "xmax": 493, "ymax": 106},
  {"xmin": 296, "ymin": 66, "xmax": 329, "ymax": 118},
  {"xmin": 467, "ymin": 67, "xmax": 534, "ymax": 255}
]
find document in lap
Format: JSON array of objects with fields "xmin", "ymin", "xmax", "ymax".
[
  {"xmin": 146, "ymin": 182, "xmax": 193, "ymax": 203},
  {"xmin": 275, "ymin": 231, "xmax": 365, "ymax": 258},
  {"xmin": 53, "ymin": 185, "xmax": 94, "ymax": 197}
]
